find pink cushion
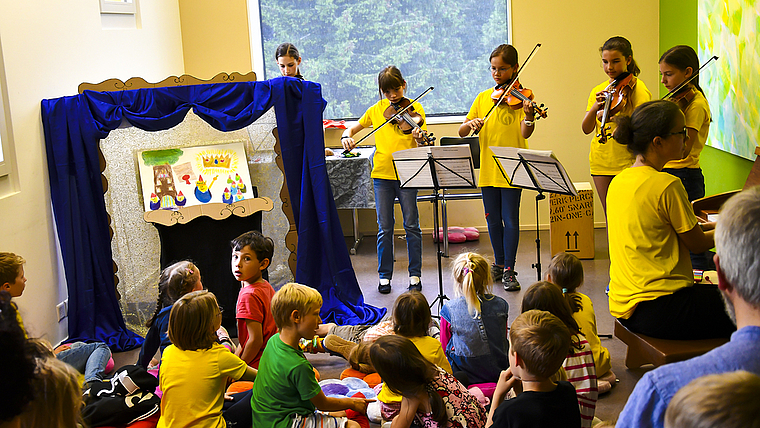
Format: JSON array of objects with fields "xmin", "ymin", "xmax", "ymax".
[
  {"xmin": 105, "ymin": 357, "xmax": 114, "ymax": 374},
  {"xmin": 463, "ymin": 227, "xmax": 480, "ymax": 241},
  {"xmin": 434, "ymin": 228, "xmax": 467, "ymax": 243}
]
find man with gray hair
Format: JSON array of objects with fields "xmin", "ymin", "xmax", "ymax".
[{"xmin": 616, "ymin": 186, "xmax": 760, "ymax": 428}]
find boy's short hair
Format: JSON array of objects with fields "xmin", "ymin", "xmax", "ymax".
[
  {"xmin": 167, "ymin": 290, "xmax": 219, "ymax": 351},
  {"xmin": 510, "ymin": 309, "xmax": 571, "ymax": 379},
  {"xmin": 0, "ymin": 253, "xmax": 25, "ymax": 286},
  {"xmin": 271, "ymin": 283, "xmax": 322, "ymax": 329},
  {"xmin": 230, "ymin": 231, "xmax": 274, "ymax": 264},
  {"xmin": 392, "ymin": 291, "xmax": 431, "ymax": 337},
  {"xmin": 665, "ymin": 370, "xmax": 760, "ymax": 428}
]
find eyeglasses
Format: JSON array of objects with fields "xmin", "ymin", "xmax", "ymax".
[{"xmin": 664, "ymin": 127, "xmax": 687, "ymax": 138}]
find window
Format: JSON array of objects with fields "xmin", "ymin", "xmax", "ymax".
[
  {"xmin": 250, "ymin": 0, "xmax": 511, "ymax": 120},
  {"xmin": 100, "ymin": 0, "xmax": 136, "ymax": 15}
]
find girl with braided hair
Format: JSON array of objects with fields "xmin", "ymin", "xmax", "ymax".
[
  {"xmin": 440, "ymin": 252, "xmax": 509, "ymax": 388},
  {"xmin": 138, "ymin": 261, "xmax": 204, "ymax": 369}
]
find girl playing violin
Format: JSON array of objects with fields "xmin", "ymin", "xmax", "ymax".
[
  {"xmin": 659, "ymin": 45, "xmax": 711, "ymax": 202},
  {"xmin": 341, "ymin": 66, "xmax": 428, "ymax": 294},
  {"xmin": 458, "ymin": 44, "xmax": 536, "ymax": 292},
  {"xmin": 581, "ymin": 36, "xmax": 651, "ymax": 216},
  {"xmin": 275, "ymin": 43, "xmax": 303, "ymax": 79}
]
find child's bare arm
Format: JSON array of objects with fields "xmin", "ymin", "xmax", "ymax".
[
  {"xmin": 237, "ymin": 320, "xmax": 263, "ymax": 363},
  {"xmin": 239, "ymin": 366, "xmax": 257, "ymax": 382},
  {"xmin": 309, "ymin": 390, "xmax": 374, "ymax": 413},
  {"xmin": 391, "ymin": 395, "xmax": 421, "ymax": 428},
  {"xmin": 487, "ymin": 369, "xmax": 519, "ymax": 427}
]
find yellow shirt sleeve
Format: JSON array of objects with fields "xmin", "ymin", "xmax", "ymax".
[{"xmin": 664, "ymin": 90, "xmax": 711, "ymax": 169}]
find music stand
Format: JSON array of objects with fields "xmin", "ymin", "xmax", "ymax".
[
  {"xmin": 489, "ymin": 146, "xmax": 577, "ymax": 280},
  {"xmin": 393, "ymin": 145, "xmax": 476, "ymax": 315}
]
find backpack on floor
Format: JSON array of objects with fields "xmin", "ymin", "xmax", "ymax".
[{"xmin": 82, "ymin": 365, "xmax": 160, "ymax": 427}]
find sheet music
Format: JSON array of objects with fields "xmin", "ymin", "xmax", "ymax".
[
  {"xmin": 489, "ymin": 146, "xmax": 578, "ymax": 196},
  {"xmin": 489, "ymin": 146, "xmax": 533, "ymax": 187},
  {"xmin": 392, "ymin": 145, "xmax": 475, "ymax": 189}
]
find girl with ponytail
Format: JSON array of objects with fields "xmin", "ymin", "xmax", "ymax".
[{"xmin": 440, "ymin": 252, "xmax": 509, "ymax": 387}]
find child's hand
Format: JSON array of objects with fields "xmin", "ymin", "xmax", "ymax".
[
  {"xmin": 495, "ymin": 368, "xmax": 521, "ymax": 398},
  {"xmin": 341, "ymin": 136, "xmax": 357, "ymax": 151},
  {"xmin": 466, "ymin": 118, "xmax": 484, "ymax": 132},
  {"xmin": 522, "ymin": 100, "xmax": 535, "ymax": 119},
  {"xmin": 349, "ymin": 397, "xmax": 375, "ymax": 414},
  {"xmin": 594, "ymin": 91, "xmax": 608, "ymax": 108},
  {"xmin": 224, "ymin": 393, "xmax": 234, "ymax": 401}
]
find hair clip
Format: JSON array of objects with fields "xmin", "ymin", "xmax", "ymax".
[
  {"xmin": 463, "ymin": 267, "xmax": 471, "ymax": 275},
  {"xmin": 562, "ymin": 288, "xmax": 568, "ymax": 294}
]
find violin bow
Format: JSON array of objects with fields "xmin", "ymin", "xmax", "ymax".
[
  {"xmin": 661, "ymin": 55, "xmax": 718, "ymax": 100},
  {"xmin": 474, "ymin": 43, "xmax": 542, "ymax": 136},
  {"xmin": 342, "ymin": 86, "xmax": 435, "ymax": 154}
]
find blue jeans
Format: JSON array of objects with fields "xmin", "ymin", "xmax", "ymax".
[
  {"xmin": 56, "ymin": 341, "xmax": 112, "ymax": 383},
  {"xmin": 662, "ymin": 167, "xmax": 705, "ymax": 201},
  {"xmin": 374, "ymin": 178, "xmax": 422, "ymax": 279},
  {"xmin": 481, "ymin": 187, "xmax": 522, "ymax": 269}
]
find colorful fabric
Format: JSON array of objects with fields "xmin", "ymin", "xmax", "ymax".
[
  {"xmin": 378, "ymin": 336, "xmax": 452, "ymax": 404},
  {"xmin": 607, "ymin": 166, "xmax": 697, "ymax": 318},
  {"xmin": 563, "ymin": 334, "xmax": 597, "ymax": 427},
  {"xmin": 157, "ymin": 343, "xmax": 248, "ymax": 428},
  {"xmin": 415, "ymin": 367, "xmax": 487, "ymax": 428},
  {"xmin": 466, "ymin": 89, "xmax": 527, "ymax": 188},
  {"xmin": 236, "ymin": 279, "xmax": 277, "ymax": 368},
  {"xmin": 586, "ymin": 79, "xmax": 651, "ymax": 175}
]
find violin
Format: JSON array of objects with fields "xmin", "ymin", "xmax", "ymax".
[
  {"xmin": 597, "ymin": 72, "xmax": 636, "ymax": 143},
  {"xmin": 669, "ymin": 84, "xmax": 697, "ymax": 111},
  {"xmin": 491, "ymin": 79, "xmax": 548, "ymax": 119},
  {"xmin": 384, "ymin": 97, "xmax": 435, "ymax": 145}
]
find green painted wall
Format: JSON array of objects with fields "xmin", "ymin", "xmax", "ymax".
[{"xmin": 659, "ymin": 0, "xmax": 753, "ymax": 195}]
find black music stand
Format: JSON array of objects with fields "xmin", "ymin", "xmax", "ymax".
[
  {"xmin": 489, "ymin": 146, "xmax": 577, "ymax": 281},
  {"xmin": 392, "ymin": 145, "xmax": 476, "ymax": 315}
]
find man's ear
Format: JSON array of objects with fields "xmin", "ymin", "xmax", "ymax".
[
  {"xmin": 714, "ymin": 254, "xmax": 733, "ymax": 293},
  {"xmin": 260, "ymin": 258, "xmax": 271, "ymax": 271}
]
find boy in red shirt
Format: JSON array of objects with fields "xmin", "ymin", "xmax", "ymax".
[{"xmin": 231, "ymin": 231, "xmax": 277, "ymax": 368}]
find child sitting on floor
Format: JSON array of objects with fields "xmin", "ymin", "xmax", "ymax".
[
  {"xmin": 440, "ymin": 252, "xmax": 509, "ymax": 389},
  {"xmin": 370, "ymin": 335, "xmax": 486, "ymax": 428},
  {"xmin": 547, "ymin": 252, "xmax": 616, "ymax": 393},
  {"xmin": 522, "ymin": 281, "xmax": 598, "ymax": 427},
  {"xmin": 487, "ymin": 310, "xmax": 581, "ymax": 428},
  {"xmin": 251, "ymin": 283, "xmax": 372, "ymax": 428}
]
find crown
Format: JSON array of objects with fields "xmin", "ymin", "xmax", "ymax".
[{"xmin": 202, "ymin": 154, "xmax": 232, "ymax": 169}]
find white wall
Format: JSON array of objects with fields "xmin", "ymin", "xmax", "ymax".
[{"xmin": 0, "ymin": 1, "xmax": 184, "ymax": 343}]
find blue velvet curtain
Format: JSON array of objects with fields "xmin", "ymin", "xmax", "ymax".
[{"xmin": 41, "ymin": 77, "xmax": 385, "ymax": 351}]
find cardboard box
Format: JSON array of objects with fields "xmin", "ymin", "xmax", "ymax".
[{"xmin": 549, "ymin": 182, "xmax": 595, "ymax": 259}]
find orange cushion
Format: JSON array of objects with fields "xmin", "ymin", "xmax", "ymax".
[
  {"xmin": 363, "ymin": 373, "xmax": 382, "ymax": 388},
  {"xmin": 340, "ymin": 368, "xmax": 366, "ymax": 380},
  {"xmin": 314, "ymin": 367, "xmax": 320, "ymax": 382},
  {"xmin": 226, "ymin": 381, "xmax": 253, "ymax": 395}
]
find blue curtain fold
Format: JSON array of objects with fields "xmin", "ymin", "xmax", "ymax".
[{"xmin": 41, "ymin": 77, "xmax": 384, "ymax": 351}]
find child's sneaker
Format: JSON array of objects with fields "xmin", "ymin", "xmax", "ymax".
[
  {"xmin": 502, "ymin": 268, "xmax": 520, "ymax": 291},
  {"xmin": 491, "ymin": 264, "xmax": 504, "ymax": 282}
]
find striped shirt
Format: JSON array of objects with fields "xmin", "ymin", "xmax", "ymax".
[{"xmin": 563, "ymin": 334, "xmax": 598, "ymax": 427}]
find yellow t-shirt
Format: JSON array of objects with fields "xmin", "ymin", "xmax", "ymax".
[
  {"xmin": 377, "ymin": 335, "xmax": 452, "ymax": 403},
  {"xmin": 664, "ymin": 89, "xmax": 711, "ymax": 169},
  {"xmin": 607, "ymin": 166, "xmax": 697, "ymax": 319},
  {"xmin": 466, "ymin": 89, "xmax": 527, "ymax": 187},
  {"xmin": 586, "ymin": 78, "xmax": 652, "ymax": 175},
  {"xmin": 359, "ymin": 99, "xmax": 427, "ymax": 181},
  {"xmin": 570, "ymin": 292, "xmax": 611, "ymax": 375},
  {"xmin": 157, "ymin": 343, "xmax": 248, "ymax": 428}
]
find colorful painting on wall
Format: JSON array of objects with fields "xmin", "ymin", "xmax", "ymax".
[
  {"xmin": 698, "ymin": 0, "xmax": 760, "ymax": 160},
  {"xmin": 138, "ymin": 142, "xmax": 252, "ymax": 211}
]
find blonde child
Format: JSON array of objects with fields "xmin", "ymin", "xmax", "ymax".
[
  {"xmin": 138, "ymin": 260, "xmax": 209, "ymax": 369},
  {"xmin": 522, "ymin": 282, "xmax": 598, "ymax": 427},
  {"xmin": 487, "ymin": 310, "xmax": 581, "ymax": 428},
  {"xmin": 341, "ymin": 65, "xmax": 429, "ymax": 294},
  {"xmin": 251, "ymin": 283, "xmax": 372, "ymax": 428},
  {"xmin": 275, "ymin": 42, "xmax": 303, "ymax": 80},
  {"xmin": 440, "ymin": 252, "xmax": 509, "ymax": 388},
  {"xmin": 665, "ymin": 371, "xmax": 760, "ymax": 428},
  {"xmin": 547, "ymin": 252, "xmax": 616, "ymax": 394},
  {"xmin": 581, "ymin": 36, "xmax": 652, "ymax": 216},
  {"xmin": 370, "ymin": 335, "xmax": 486, "ymax": 428},
  {"xmin": 231, "ymin": 230, "xmax": 277, "ymax": 368},
  {"xmin": 458, "ymin": 44, "xmax": 537, "ymax": 291},
  {"xmin": 157, "ymin": 290, "xmax": 257, "ymax": 428}
]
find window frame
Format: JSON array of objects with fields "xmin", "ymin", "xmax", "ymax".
[
  {"xmin": 0, "ymin": 35, "xmax": 13, "ymax": 178},
  {"xmin": 246, "ymin": 0, "xmax": 513, "ymax": 124}
]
